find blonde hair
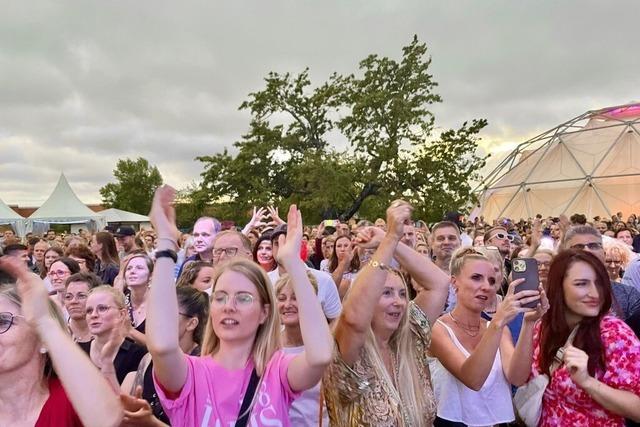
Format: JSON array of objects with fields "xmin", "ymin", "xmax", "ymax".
[
  {"xmin": 89, "ymin": 285, "xmax": 126, "ymax": 310},
  {"xmin": 603, "ymin": 238, "xmax": 633, "ymax": 268},
  {"xmin": 363, "ymin": 272, "xmax": 429, "ymax": 427},
  {"xmin": 449, "ymin": 246, "xmax": 490, "ymax": 277},
  {"xmin": 473, "ymin": 246, "xmax": 504, "ymax": 286},
  {"xmin": 274, "ymin": 271, "xmax": 318, "ymax": 295},
  {"xmin": 201, "ymin": 258, "xmax": 280, "ymax": 376}
]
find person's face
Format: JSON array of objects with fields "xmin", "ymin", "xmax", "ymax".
[
  {"xmin": 562, "ymin": 261, "xmax": 602, "ymax": 323},
  {"xmin": 125, "ymin": 257, "xmax": 150, "ymax": 287},
  {"xmin": 473, "ymin": 235, "xmax": 484, "ymax": 247},
  {"xmin": 48, "ymin": 261, "xmax": 71, "ymax": 292},
  {"xmin": 69, "ymin": 256, "xmax": 88, "ymax": 272},
  {"xmin": 11, "ymin": 250, "xmax": 30, "ymax": 264},
  {"xmin": 321, "ymin": 238, "xmax": 334, "ymax": 260},
  {"xmin": 432, "ymin": 227, "xmax": 461, "ymax": 261},
  {"xmin": 46, "ymin": 231, "xmax": 56, "ymax": 240},
  {"xmin": 595, "ymin": 222, "xmax": 608, "ymax": 235},
  {"xmin": 452, "ymin": 259, "xmax": 497, "ymax": 312},
  {"xmin": 604, "ymin": 251, "xmax": 623, "ymax": 281},
  {"xmin": 374, "ymin": 219, "xmax": 386, "ymax": 230},
  {"xmin": 338, "ymin": 224, "xmax": 350, "ymax": 237},
  {"xmin": 144, "ymin": 235, "xmax": 155, "ymax": 248},
  {"xmin": 64, "ymin": 281, "xmax": 90, "ymax": 321},
  {"xmin": 415, "ymin": 244, "xmax": 430, "ymax": 256},
  {"xmin": 90, "ymin": 235, "xmax": 102, "ymax": 255},
  {"xmin": 180, "ymin": 234, "xmax": 191, "ymax": 246},
  {"xmin": 485, "ymin": 229, "xmax": 511, "ymax": 256},
  {"xmin": 213, "ymin": 234, "xmax": 251, "ymax": 265},
  {"xmin": 401, "ymin": 225, "xmax": 416, "ymax": 248},
  {"xmin": 256, "ymin": 240, "xmax": 274, "ymax": 266},
  {"xmin": 177, "ymin": 304, "xmax": 198, "ymax": 343},
  {"xmin": 3, "ymin": 230, "xmax": 15, "ymax": 240},
  {"xmin": 0, "ymin": 298, "xmax": 41, "ymax": 375},
  {"xmin": 565, "ymin": 234, "xmax": 605, "ymax": 263},
  {"xmin": 44, "ymin": 250, "xmax": 60, "ymax": 270},
  {"xmin": 33, "ymin": 242, "xmax": 48, "ymax": 262},
  {"xmin": 371, "ymin": 274, "xmax": 407, "ymax": 336},
  {"xmin": 334, "ymin": 237, "xmax": 351, "ymax": 260},
  {"xmin": 277, "ymin": 283, "xmax": 299, "ymax": 327},
  {"xmin": 604, "ymin": 230, "xmax": 615, "ymax": 238},
  {"xmin": 193, "ymin": 220, "xmax": 217, "ymax": 255},
  {"xmin": 210, "ymin": 270, "xmax": 268, "ymax": 344},
  {"xmin": 534, "ymin": 252, "xmax": 553, "ymax": 287},
  {"xmin": 550, "ymin": 224, "xmax": 561, "ymax": 239},
  {"xmin": 85, "ymin": 292, "xmax": 125, "ymax": 337},
  {"xmin": 192, "ymin": 266, "xmax": 214, "ymax": 292},
  {"xmin": 617, "ymin": 230, "xmax": 633, "ymax": 246},
  {"xmin": 613, "ymin": 222, "xmax": 625, "ymax": 232},
  {"xmin": 116, "ymin": 235, "xmax": 134, "ymax": 252}
]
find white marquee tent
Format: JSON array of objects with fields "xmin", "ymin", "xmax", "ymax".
[
  {"xmin": 477, "ymin": 102, "xmax": 640, "ymax": 220},
  {"xmin": 26, "ymin": 173, "xmax": 106, "ymax": 233},
  {"xmin": 0, "ymin": 197, "xmax": 25, "ymax": 236},
  {"xmin": 99, "ymin": 208, "xmax": 151, "ymax": 229}
]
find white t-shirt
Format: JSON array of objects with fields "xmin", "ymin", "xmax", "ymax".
[
  {"xmin": 281, "ymin": 345, "xmax": 330, "ymax": 427},
  {"xmin": 268, "ymin": 268, "xmax": 342, "ymax": 320}
]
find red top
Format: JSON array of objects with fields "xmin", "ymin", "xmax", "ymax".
[
  {"xmin": 35, "ymin": 377, "xmax": 83, "ymax": 427},
  {"xmin": 530, "ymin": 316, "xmax": 640, "ymax": 426}
]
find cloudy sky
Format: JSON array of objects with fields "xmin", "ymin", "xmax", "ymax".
[{"xmin": 1, "ymin": 0, "xmax": 638, "ymax": 206}]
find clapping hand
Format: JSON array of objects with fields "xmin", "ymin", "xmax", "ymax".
[
  {"xmin": 120, "ymin": 386, "xmax": 160, "ymax": 427},
  {"xmin": 355, "ymin": 226, "xmax": 385, "ymax": 250},
  {"xmin": 0, "ymin": 256, "xmax": 51, "ymax": 328},
  {"xmin": 386, "ymin": 200, "xmax": 413, "ymax": 242}
]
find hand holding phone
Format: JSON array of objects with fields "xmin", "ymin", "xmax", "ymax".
[{"xmin": 511, "ymin": 258, "xmax": 541, "ymax": 309}]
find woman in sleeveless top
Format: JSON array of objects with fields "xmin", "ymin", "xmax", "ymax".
[
  {"xmin": 429, "ymin": 247, "xmax": 548, "ymax": 426},
  {"xmin": 323, "ymin": 200, "xmax": 450, "ymax": 427}
]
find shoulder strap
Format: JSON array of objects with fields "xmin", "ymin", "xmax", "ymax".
[
  {"xmin": 550, "ymin": 325, "xmax": 580, "ymax": 374},
  {"xmin": 130, "ymin": 353, "xmax": 153, "ymax": 395},
  {"xmin": 235, "ymin": 368, "xmax": 260, "ymax": 427}
]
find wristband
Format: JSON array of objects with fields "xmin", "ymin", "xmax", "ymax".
[
  {"xmin": 155, "ymin": 249, "xmax": 178, "ymax": 263},
  {"xmin": 368, "ymin": 259, "xmax": 392, "ymax": 272}
]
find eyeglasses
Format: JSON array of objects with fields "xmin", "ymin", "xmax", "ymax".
[
  {"xmin": 213, "ymin": 247, "xmax": 239, "ymax": 258},
  {"xmin": 64, "ymin": 292, "xmax": 89, "ymax": 302},
  {"xmin": 536, "ymin": 260, "xmax": 551, "ymax": 269},
  {"xmin": 570, "ymin": 242, "xmax": 603, "ymax": 251},
  {"xmin": 605, "ymin": 259, "xmax": 622, "ymax": 265},
  {"xmin": 490, "ymin": 233, "xmax": 514, "ymax": 242},
  {"xmin": 85, "ymin": 305, "xmax": 116, "ymax": 315},
  {"xmin": 48, "ymin": 269, "xmax": 70, "ymax": 277},
  {"xmin": 0, "ymin": 312, "xmax": 25, "ymax": 334},
  {"xmin": 211, "ymin": 291, "xmax": 256, "ymax": 308}
]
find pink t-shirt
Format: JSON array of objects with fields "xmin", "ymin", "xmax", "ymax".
[{"xmin": 154, "ymin": 350, "xmax": 300, "ymax": 427}]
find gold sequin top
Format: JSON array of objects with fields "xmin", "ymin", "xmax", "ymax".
[{"xmin": 322, "ymin": 302, "xmax": 436, "ymax": 427}]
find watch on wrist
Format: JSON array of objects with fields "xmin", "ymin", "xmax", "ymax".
[{"xmin": 155, "ymin": 249, "xmax": 178, "ymax": 263}]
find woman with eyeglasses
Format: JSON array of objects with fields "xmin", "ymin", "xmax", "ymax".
[
  {"xmin": 118, "ymin": 286, "xmax": 210, "ymax": 426},
  {"xmin": 603, "ymin": 239, "xmax": 634, "ymax": 283},
  {"xmin": 0, "ymin": 257, "xmax": 123, "ymax": 427},
  {"xmin": 146, "ymin": 186, "xmax": 333, "ymax": 426},
  {"xmin": 48, "ymin": 257, "xmax": 81, "ymax": 318},
  {"xmin": 323, "ymin": 201, "xmax": 450, "ymax": 427},
  {"xmin": 63, "ymin": 272, "xmax": 102, "ymax": 348},
  {"xmin": 428, "ymin": 246, "xmax": 547, "ymax": 426},
  {"xmin": 83, "ymin": 285, "xmax": 147, "ymax": 389}
]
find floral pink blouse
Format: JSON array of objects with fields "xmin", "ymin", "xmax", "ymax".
[{"xmin": 530, "ymin": 316, "xmax": 640, "ymax": 426}]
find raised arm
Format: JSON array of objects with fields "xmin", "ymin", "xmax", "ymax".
[
  {"xmin": 145, "ymin": 186, "xmax": 188, "ymax": 394},
  {"xmin": 335, "ymin": 201, "xmax": 408, "ymax": 365},
  {"xmin": 394, "ymin": 240, "xmax": 449, "ymax": 325},
  {"xmin": 278, "ymin": 206, "xmax": 334, "ymax": 392},
  {"xmin": 0, "ymin": 257, "xmax": 123, "ymax": 427}
]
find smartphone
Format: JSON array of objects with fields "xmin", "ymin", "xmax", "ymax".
[
  {"xmin": 511, "ymin": 258, "xmax": 540, "ymax": 309},
  {"xmin": 324, "ymin": 219, "xmax": 337, "ymax": 227}
]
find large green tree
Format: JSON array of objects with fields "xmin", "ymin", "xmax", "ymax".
[
  {"xmin": 100, "ymin": 158, "xmax": 163, "ymax": 215},
  {"xmin": 196, "ymin": 36, "xmax": 488, "ymax": 224}
]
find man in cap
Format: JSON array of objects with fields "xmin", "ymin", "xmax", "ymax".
[{"xmin": 114, "ymin": 226, "xmax": 138, "ymax": 258}]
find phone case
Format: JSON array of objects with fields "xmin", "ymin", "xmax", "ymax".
[{"xmin": 511, "ymin": 258, "xmax": 540, "ymax": 309}]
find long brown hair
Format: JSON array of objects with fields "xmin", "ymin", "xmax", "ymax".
[
  {"xmin": 95, "ymin": 231, "xmax": 119, "ymax": 266},
  {"xmin": 539, "ymin": 250, "xmax": 611, "ymax": 376},
  {"xmin": 328, "ymin": 235, "xmax": 360, "ymax": 273}
]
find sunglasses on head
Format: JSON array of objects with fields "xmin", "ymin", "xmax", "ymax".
[{"xmin": 492, "ymin": 232, "xmax": 514, "ymax": 242}]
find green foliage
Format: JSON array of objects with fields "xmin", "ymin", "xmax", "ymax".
[
  {"xmin": 99, "ymin": 158, "xmax": 163, "ymax": 215},
  {"xmin": 193, "ymin": 36, "xmax": 488, "ymax": 224}
]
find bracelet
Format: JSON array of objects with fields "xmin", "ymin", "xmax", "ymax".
[
  {"xmin": 155, "ymin": 249, "xmax": 178, "ymax": 263},
  {"xmin": 157, "ymin": 237, "xmax": 178, "ymax": 248},
  {"xmin": 368, "ymin": 259, "xmax": 393, "ymax": 272}
]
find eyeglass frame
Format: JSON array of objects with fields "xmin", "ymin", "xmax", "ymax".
[
  {"xmin": 85, "ymin": 304, "xmax": 118, "ymax": 316},
  {"xmin": 0, "ymin": 312, "xmax": 26, "ymax": 334},
  {"xmin": 211, "ymin": 291, "xmax": 256, "ymax": 308},
  {"xmin": 212, "ymin": 247, "xmax": 240, "ymax": 258},
  {"xmin": 489, "ymin": 232, "xmax": 514, "ymax": 242},
  {"xmin": 64, "ymin": 292, "xmax": 89, "ymax": 302},
  {"xmin": 570, "ymin": 242, "xmax": 603, "ymax": 251}
]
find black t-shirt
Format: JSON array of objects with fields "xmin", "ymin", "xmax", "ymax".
[{"xmin": 79, "ymin": 339, "xmax": 147, "ymax": 384}]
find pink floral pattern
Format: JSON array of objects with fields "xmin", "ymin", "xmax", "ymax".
[{"xmin": 530, "ymin": 316, "xmax": 640, "ymax": 426}]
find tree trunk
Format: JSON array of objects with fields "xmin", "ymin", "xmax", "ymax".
[{"xmin": 339, "ymin": 182, "xmax": 379, "ymax": 221}]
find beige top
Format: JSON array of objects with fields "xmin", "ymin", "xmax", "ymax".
[{"xmin": 323, "ymin": 301, "xmax": 436, "ymax": 427}]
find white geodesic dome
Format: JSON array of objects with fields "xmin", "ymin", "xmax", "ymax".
[{"xmin": 477, "ymin": 102, "xmax": 640, "ymax": 220}]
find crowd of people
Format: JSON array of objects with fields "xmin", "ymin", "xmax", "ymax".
[{"xmin": 1, "ymin": 187, "xmax": 639, "ymax": 427}]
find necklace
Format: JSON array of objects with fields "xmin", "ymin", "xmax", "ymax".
[{"xmin": 448, "ymin": 311, "xmax": 481, "ymax": 337}]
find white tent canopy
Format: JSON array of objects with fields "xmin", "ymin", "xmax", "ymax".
[
  {"xmin": 477, "ymin": 102, "xmax": 640, "ymax": 220},
  {"xmin": 0, "ymin": 197, "xmax": 26, "ymax": 236},
  {"xmin": 99, "ymin": 208, "xmax": 151, "ymax": 229},
  {"xmin": 27, "ymin": 173, "xmax": 106, "ymax": 233}
]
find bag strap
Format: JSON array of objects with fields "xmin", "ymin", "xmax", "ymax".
[
  {"xmin": 131, "ymin": 353, "xmax": 153, "ymax": 395},
  {"xmin": 550, "ymin": 325, "xmax": 579, "ymax": 374},
  {"xmin": 235, "ymin": 368, "xmax": 260, "ymax": 427}
]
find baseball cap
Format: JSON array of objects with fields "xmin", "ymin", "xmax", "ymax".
[
  {"xmin": 114, "ymin": 226, "xmax": 135, "ymax": 238},
  {"xmin": 270, "ymin": 224, "xmax": 288, "ymax": 242}
]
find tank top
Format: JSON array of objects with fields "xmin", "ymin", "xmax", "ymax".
[{"xmin": 428, "ymin": 320, "xmax": 515, "ymax": 426}]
